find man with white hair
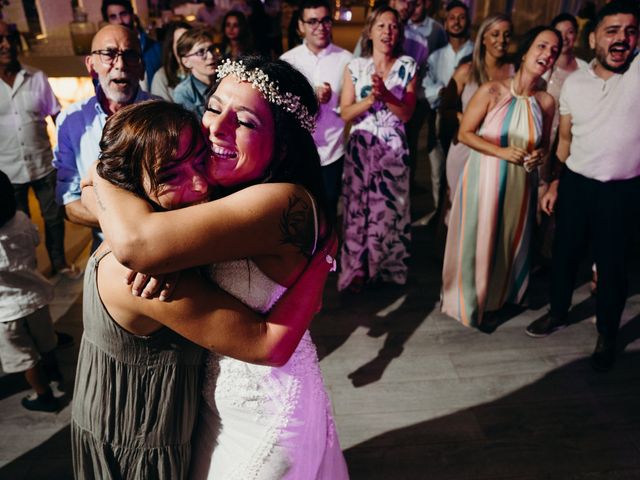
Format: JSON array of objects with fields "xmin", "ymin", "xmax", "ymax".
[{"xmin": 53, "ymin": 25, "xmax": 155, "ymax": 248}]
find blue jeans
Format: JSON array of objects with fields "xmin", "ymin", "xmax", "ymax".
[{"xmin": 13, "ymin": 170, "xmax": 67, "ymax": 271}]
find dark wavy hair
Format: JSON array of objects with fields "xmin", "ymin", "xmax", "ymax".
[
  {"xmin": 161, "ymin": 21, "xmax": 192, "ymax": 88},
  {"xmin": 359, "ymin": 6, "xmax": 405, "ymax": 58},
  {"xmin": 514, "ymin": 26, "xmax": 563, "ymax": 71},
  {"xmin": 101, "ymin": 0, "xmax": 133, "ymax": 22},
  {"xmin": 97, "ymin": 101, "xmax": 204, "ymax": 206},
  {"xmin": 550, "ymin": 12, "xmax": 579, "ymax": 31},
  {"xmin": 221, "ymin": 10, "xmax": 254, "ymax": 58},
  {"xmin": 0, "ymin": 170, "xmax": 17, "ymax": 227},
  {"xmin": 594, "ymin": 0, "xmax": 639, "ymax": 29},
  {"xmin": 207, "ymin": 55, "xmax": 327, "ymax": 216}
]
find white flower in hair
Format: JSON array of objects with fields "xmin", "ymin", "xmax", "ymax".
[{"xmin": 216, "ymin": 59, "xmax": 316, "ymax": 133}]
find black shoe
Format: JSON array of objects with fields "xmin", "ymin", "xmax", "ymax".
[
  {"xmin": 525, "ymin": 313, "xmax": 567, "ymax": 338},
  {"xmin": 21, "ymin": 390, "xmax": 60, "ymax": 413},
  {"xmin": 590, "ymin": 335, "xmax": 616, "ymax": 372},
  {"xmin": 56, "ymin": 331, "xmax": 74, "ymax": 349}
]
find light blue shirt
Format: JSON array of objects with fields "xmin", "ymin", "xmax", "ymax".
[
  {"xmin": 53, "ymin": 87, "xmax": 155, "ymax": 243},
  {"xmin": 424, "ymin": 40, "xmax": 473, "ymax": 108},
  {"xmin": 173, "ymin": 75, "xmax": 210, "ymax": 119},
  {"xmin": 53, "ymin": 87, "xmax": 155, "ymax": 206}
]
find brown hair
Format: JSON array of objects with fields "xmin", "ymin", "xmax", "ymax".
[
  {"xmin": 97, "ymin": 101, "xmax": 204, "ymax": 204},
  {"xmin": 162, "ymin": 21, "xmax": 192, "ymax": 88},
  {"xmin": 176, "ymin": 27, "xmax": 215, "ymax": 68},
  {"xmin": 359, "ymin": 6, "xmax": 404, "ymax": 58}
]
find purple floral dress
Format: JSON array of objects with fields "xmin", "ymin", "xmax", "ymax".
[{"xmin": 338, "ymin": 55, "xmax": 417, "ymax": 291}]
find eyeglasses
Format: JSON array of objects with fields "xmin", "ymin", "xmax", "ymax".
[
  {"xmin": 300, "ymin": 16, "xmax": 332, "ymax": 29},
  {"xmin": 183, "ymin": 45, "xmax": 221, "ymax": 59},
  {"xmin": 91, "ymin": 49, "xmax": 141, "ymax": 66}
]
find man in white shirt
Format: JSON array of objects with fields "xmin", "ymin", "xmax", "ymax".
[
  {"xmin": 281, "ymin": 0, "xmax": 352, "ymax": 221},
  {"xmin": 0, "ymin": 21, "xmax": 79, "ymax": 277},
  {"xmin": 525, "ymin": 0, "xmax": 640, "ymax": 372},
  {"xmin": 408, "ymin": 0, "xmax": 447, "ymax": 54},
  {"xmin": 424, "ymin": 1, "xmax": 472, "ymax": 115},
  {"xmin": 421, "ymin": 1, "xmax": 473, "ymax": 212}
]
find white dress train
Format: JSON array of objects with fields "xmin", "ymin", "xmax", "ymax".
[{"xmin": 189, "ymin": 259, "xmax": 349, "ymax": 480}]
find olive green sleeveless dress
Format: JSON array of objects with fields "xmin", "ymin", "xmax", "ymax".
[{"xmin": 71, "ymin": 250, "xmax": 204, "ymax": 479}]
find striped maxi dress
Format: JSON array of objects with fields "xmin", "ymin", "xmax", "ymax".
[{"xmin": 441, "ymin": 85, "xmax": 542, "ymax": 329}]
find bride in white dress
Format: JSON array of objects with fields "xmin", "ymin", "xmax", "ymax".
[{"xmin": 84, "ymin": 56, "xmax": 349, "ymax": 479}]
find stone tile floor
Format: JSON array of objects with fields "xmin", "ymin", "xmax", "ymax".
[{"xmin": 1, "ymin": 223, "xmax": 639, "ymax": 480}]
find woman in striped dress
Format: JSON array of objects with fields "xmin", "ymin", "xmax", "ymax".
[{"xmin": 441, "ymin": 27, "xmax": 561, "ymax": 329}]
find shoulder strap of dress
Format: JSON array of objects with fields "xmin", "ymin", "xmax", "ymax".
[
  {"xmin": 303, "ymin": 189, "xmax": 319, "ymax": 256},
  {"xmin": 93, "ymin": 248, "xmax": 112, "ymax": 265}
]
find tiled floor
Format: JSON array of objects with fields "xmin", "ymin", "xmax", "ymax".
[
  {"xmin": 1, "ymin": 221, "xmax": 639, "ymax": 479},
  {"xmin": 2, "ymin": 156, "xmax": 640, "ymax": 480}
]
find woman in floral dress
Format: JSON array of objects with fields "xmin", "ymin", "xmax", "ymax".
[{"xmin": 338, "ymin": 5, "xmax": 417, "ymax": 293}]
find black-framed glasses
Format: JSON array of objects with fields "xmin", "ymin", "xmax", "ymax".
[
  {"xmin": 91, "ymin": 49, "xmax": 141, "ymax": 66},
  {"xmin": 300, "ymin": 16, "xmax": 332, "ymax": 29},
  {"xmin": 183, "ymin": 45, "xmax": 221, "ymax": 59}
]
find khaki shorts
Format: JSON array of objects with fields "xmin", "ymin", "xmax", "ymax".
[{"xmin": 0, "ymin": 307, "xmax": 57, "ymax": 373}]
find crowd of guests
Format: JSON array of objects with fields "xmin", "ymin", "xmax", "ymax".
[{"xmin": 1, "ymin": 0, "xmax": 639, "ymax": 477}]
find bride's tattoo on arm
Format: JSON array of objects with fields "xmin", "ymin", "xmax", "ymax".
[{"xmin": 279, "ymin": 195, "xmax": 314, "ymax": 258}]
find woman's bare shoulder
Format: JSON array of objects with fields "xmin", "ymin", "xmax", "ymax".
[{"xmin": 535, "ymin": 90, "xmax": 556, "ymax": 112}]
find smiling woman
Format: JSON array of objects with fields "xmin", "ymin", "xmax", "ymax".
[
  {"xmin": 174, "ymin": 27, "xmax": 220, "ymax": 117},
  {"xmin": 441, "ymin": 26, "xmax": 561, "ymax": 330},
  {"xmin": 81, "ymin": 56, "xmax": 348, "ymax": 479},
  {"xmin": 203, "ymin": 74, "xmax": 276, "ymax": 186},
  {"xmin": 338, "ymin": 6, "xmax": 417, "ymax": 293}
]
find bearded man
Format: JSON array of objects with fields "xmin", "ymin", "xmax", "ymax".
[{"xmin": 525, "ymin": 0, "xmax": 640, "ymax": 372}]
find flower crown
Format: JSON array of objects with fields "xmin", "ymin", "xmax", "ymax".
[{"xmin": 216, "ymin": 59, "xmax": 316, "ymax": 133}]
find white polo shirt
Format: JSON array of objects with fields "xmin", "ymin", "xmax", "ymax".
[
  {"xmin": 559, "ymin": 54, "xmax": 640, "ymax": 182},
  {"xmin": 424, "ymin": 40, "xmax": 473, "ymax": 108},
  {"xmin": 0, "ymin": 65, "xmax": 61, "ymax": 184},
  {"xmin": 281, "ymin": 42, "xmax": 352, "ymax": 167}
]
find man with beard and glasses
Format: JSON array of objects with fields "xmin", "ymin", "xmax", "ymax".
[
  {"xmin": 280, "ymin": 0, "xmax": 352, "ymax": 222},
  {"xmin": 525, "ymin": 0, "xmax": 640, "ymax": 372},
  {"xmin": 53, "ymin": 25, "xmax": 155, "ymax": 249},
  {"xmin": 422, "ymin": 0, "xmax": 473, "ymax": 216}
]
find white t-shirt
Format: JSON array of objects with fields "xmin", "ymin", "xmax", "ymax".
[
  {"xmin": 559, "ymin": 54, "xmax": 640, "ymax": 182},
  {"xmin": 281, "ymin": 43, "xmax": 352, "ymax": 167},
  {"xmin": 0, "ymin": 212, "xmax": 54, "ymax": 322}
]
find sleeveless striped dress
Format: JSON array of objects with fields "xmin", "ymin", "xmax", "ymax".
[{"xmin": 441, "ymin": 83, "xmax": 543, "ymax": 329}]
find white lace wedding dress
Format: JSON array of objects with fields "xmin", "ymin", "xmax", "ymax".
[{"xmin": 189, "ymin": 259, "xmax": 349, "ymax": 480}]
